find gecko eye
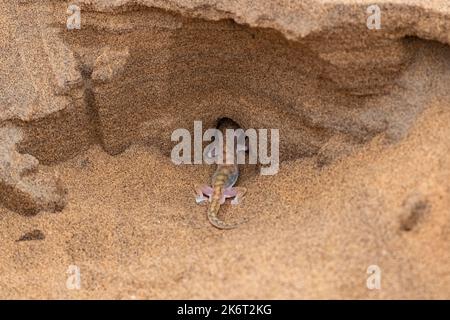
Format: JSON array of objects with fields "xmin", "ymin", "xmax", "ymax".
[
  {"xmin": 235, "ymin": 134, "xmax": 249, "ymax": 153},
  {"xmin": 206, "ymin": 146, "xmax": 217, "ymax": 159}
]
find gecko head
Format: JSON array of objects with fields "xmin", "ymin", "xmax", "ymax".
[
  {"xmin": 204, "ymin": 130, "xmax": 248, "ymax": 165},
  {"xmin": 203, "ymin": 117, "xmax": 249, "ymax": 165}
]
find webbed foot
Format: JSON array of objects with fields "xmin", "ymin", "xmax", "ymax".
[{"xmin": 193, "ymin": 184, "xmax": 213, "ymax": 205}]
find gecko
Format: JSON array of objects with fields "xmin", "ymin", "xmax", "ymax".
[{"xmin": 194, "ymin": 120, "xmax": 247, "ymax": 229}]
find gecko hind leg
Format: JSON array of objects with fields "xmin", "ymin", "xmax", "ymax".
[
  {"xmin": 193, "ymin": 184, "xmax": 213, "ymax": 205},
  {"xmin": 227, "ymin": 187, "xmax": 247, "ymax": 205}
]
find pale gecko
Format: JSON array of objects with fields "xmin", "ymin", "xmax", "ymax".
[{"xmin": 194, "ymin": 121, "xmax": 247, "ymax": 229}]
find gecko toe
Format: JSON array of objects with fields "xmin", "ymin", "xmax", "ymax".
[
  {"xmin": 195, "ymin": 195, "xmax": 208, "ymax": 205},
  {"xmin": 231, "ymin": 197, "xmax": 241, "ymax": 205}
]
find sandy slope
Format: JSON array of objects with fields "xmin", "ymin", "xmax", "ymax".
[{"xmin": 1, "ymin": 98, "xmax": 449, "ymax": 299}]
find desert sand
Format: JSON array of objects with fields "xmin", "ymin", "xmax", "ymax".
[{"xmin": 0, "ymin": 0, "xmax": 449, "ymax": 299}]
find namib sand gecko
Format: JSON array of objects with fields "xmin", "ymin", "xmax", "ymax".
[{"xmin": 194, "ymin": 120, "xmax": 247, "ymax": 229}]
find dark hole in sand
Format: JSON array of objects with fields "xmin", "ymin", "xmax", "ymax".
[
  {"xmin": 400, "ymin": 198, "xmax": 430, "ymax": 232},
  {"xmin": 17, "ymin": 229, "xmax": 45, "ymax": 242}
]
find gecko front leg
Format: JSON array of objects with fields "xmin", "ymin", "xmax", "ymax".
[{"xmin": 193, "ymin": 184, "xmax": 213, "ymax": 205}]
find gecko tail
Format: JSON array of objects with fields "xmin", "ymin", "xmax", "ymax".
[
  {"xmin": 207, "ymin": 209, "xmax": 239, "ymax": 230},
  {"xmin": 207, "ymin": 194, "xmax": 247, "ymax": 230},
  {"xmin": 208, "ymin": 199, "xmax": 238, "ymax": 230}
]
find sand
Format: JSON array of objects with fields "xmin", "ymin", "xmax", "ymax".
[
  {"xmin": 1, "ymin": 99, "xmax": 449, "ymax": 299},
  {"xmin": 0, "ymin": 0, "xmax": 449, "ymax": 299}
]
